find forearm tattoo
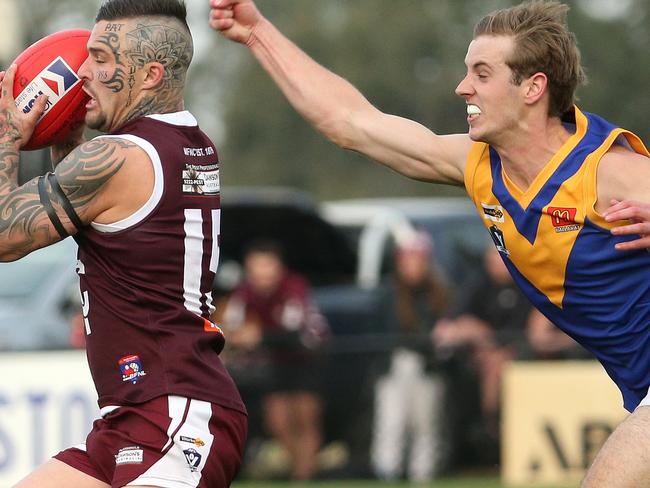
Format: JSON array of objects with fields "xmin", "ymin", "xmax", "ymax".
[
  {"xmin": 0, "ymin": 139, "xmax": 133, "ymax": 259},
  {"xmin": 0, "ymin": 177, "xmax": 59, "ymax": 260},
  {"xmin": 0, "ymin": 109, "xmax": 23, "ymax": 197}
]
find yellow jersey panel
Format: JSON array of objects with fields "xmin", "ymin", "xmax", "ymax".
[{"xmin": 464, "ymin": 106, "xmax": 650, "ymax": 411}]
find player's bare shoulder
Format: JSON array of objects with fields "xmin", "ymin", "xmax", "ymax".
[
  {"xmin": 429, "ymin": 132, "xmax": 475, "ymax": 184},
  {"xmin": 53, "ymin": 137, "xmax": 153, "ymax": 225},
  {"xmin": 439, "ymin": 132, "xmax": 475, "ymax": 163},
  {"xmin": 597, "ymin": 142, "xmax": 650, "ymax": 209},
  {"xmin": 55, "ymin": 137, "xmax": 141, "ymax": 189}
]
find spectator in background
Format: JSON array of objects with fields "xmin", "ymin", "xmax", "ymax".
[
  {"xmin": 371, "ymin": 231, "xmax": 449, "ymax": 483},
  {"xmin": 527, "ymin": 308, "xmax": 590, "ymax": 360},
  {"xmin": 220, "ymin": 240, "xmax": 329, "ymax": 480},
  {"xmin": 433, "ymin": 245, "xmax": 532, "ymax": 439},
  {"xmin": 68, "ymin": 312, "xmax": 86, "ymax": 349}
]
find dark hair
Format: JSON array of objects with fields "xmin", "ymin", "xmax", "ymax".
[
  {"xmin": 96, "ymin": 0, "xmax": 189, "ymax": 31},
  {"xmin": 243, "ymin": 239, "xmax": 285, "ymax": 262}
]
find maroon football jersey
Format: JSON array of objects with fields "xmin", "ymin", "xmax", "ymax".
[{"xmin": 73, "ymin": 112, "xmax": 244, "ymax": 413}]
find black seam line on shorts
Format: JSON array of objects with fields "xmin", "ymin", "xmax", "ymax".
[
  {"xmin": 162, "ymin": 398, "xmax": 192, "ymax": 456},
  {"xmin": 38, "ymin": 175, "xmax": 69, "ymax": 239},
  {"xmin": 47, "ymin": 172, "xmax": 84, "ymax": 231}
]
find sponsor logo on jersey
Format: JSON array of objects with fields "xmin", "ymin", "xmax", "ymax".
[
  {"xmin": 183, "ymin": 448, "xmax": 202, "ymax": 472},
  {"xmin": 118, "ymin": 355, "xmax": 147, "ymax": 384},
  {"xmin": 15, "ymin": 57, "xmax": 81, "ymax": 121},
  {"xmin": 481, "ymin": 203, "xmax": 505, "ymax": 223},
  {"xmin": 115, "ymin": 446, "xmax": 144, "ymax": 465},
  {"xmin": 183, "ymin": 146, "xmax": 215, "ymax": 157},
  {"xmin": 548, "ymin": 206, "xmax": 581, "ymax": 233},
  {"xmin": 489, "ymin": 225, "xmax": 510, "ymax": 256},
  {"xmin": 180, "ymin": 435, "xmax": 206, "ymax": 447},
  {"xmin": 182, "ymin": 163, "xmax": 220, "ymax": 195}
]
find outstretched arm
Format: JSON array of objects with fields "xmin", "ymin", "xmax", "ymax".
[{"xmin": 209, "ymin": 0, "xmax": 472, "ymax": 185}]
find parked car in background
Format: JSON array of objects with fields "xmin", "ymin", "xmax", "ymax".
[
  {"xmin": 217, "ymin": 187, "xmax": 489, "ymax": 476},
  {"xmin": 0, "ymin": 238, "xmax": 78, "ymax": 351},
  {"xmin": 0, "ymin": 187, "xmax": 490, "ymax": 476},
  {"xmin": 320, "ymin": 196, "xmax": 489, "ymax": 289}
]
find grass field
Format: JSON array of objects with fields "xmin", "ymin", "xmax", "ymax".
[{"xmin": 232, "ymin": 478, "xmax": 571, "ymax": 488}]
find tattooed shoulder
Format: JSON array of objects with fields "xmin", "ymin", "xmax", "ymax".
[{"xmin": 54, "ymin": 138, "xmax": 136, "ymax": 212}]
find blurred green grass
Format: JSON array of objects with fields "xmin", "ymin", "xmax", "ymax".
[{"xmin": 233, "ymin": 478, "xmax": 571, "ymax": 488}]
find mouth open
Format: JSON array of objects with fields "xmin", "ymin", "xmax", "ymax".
[
  {"xmin": 84, "ymin": 89, "xmax": 98, "ymax": 110},
  {"xmin": 467, "ymin": 104, "xmax": 481, "ymax": 122}
]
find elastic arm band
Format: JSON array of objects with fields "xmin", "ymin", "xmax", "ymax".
[
  {"xmin": 38, "ymin": 175, "xmax": 68, "ymax": 239},
  {"xmin": 47, "ymin": 173, "xmax": 84, "ymax": 232}
]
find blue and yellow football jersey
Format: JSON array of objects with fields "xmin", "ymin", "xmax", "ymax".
[{"xmin": 464, "ymin": 106, "xmax": 650, "ymax": 411}]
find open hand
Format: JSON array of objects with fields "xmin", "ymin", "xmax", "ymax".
[{"xmin": 605, "ymin": 199, "xmax": 650, "ymax": 251}]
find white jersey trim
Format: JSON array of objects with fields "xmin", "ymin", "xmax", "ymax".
[
  {"xmin": 146, "ymin": 111, "xmax": 198, "ymax": 127},
  {"xmin": 100, "ymin": 405, "xmax": 120, "ymax": 417},
  {"xmin": 183, "ymin": 209, "xmax": 205, "ymax": 315},
  {"xmin": 90, "ymin": 134, "xmax": 164, "ymax": 233},
  {"xmin": 126, "ymin": 396, "xmax": 214, "ymax": 488}
]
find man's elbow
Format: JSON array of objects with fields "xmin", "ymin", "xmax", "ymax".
[
  {"xmin": 0, "ymin": 251, "xmax": 23, "ymax": 263},
  {"xmin": 0, "ymin": 243, "xmax": 34, "ymax": 262},
  {"xmin": 315, "ymin": 113, "xmax": 362, "ymax": 151}
]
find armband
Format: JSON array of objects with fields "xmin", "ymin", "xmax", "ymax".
[
  {"xmin": 38, "ymin": 175, "xmax": 68, "ymax": 239},
  {"xmin": 46, "ymin": 173, "xmax": 84, "ymax": 233}
]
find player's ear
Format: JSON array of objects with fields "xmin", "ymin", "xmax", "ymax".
[
  {"xmin": 523, "ymin": 72, "xmax": 548, "ymax": 105},
  {"xmin": 141, "ymin": 62, "xmax": 165, "ymax": 90}
]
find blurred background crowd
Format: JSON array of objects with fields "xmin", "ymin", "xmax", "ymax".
[
  {"xmin": 0, "ymin": 187, "xmax": 593, "ymax": 482},
  {"xmin": 0, "ymin": 0, "xmax": 645, "ymax": 483}
]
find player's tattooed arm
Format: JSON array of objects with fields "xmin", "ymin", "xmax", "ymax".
[
  {"xmin": 54, "ymin": 139, "xmax": 132, "ymax": 212},
  {"xmin": 0, "ymin": 111, "xmax": 22, "ymax": 197},
  {"xmin": 0, "ymin": 65, "xmax": 46, "ymax": 196},
  {"xmin": 51, "ymin": 138, "xmax": 82, "ymax": 168},
  {"xmin": 0, "ymin": 139, "xmax": 133, "ymax": 261},
  {"xmin": 50, "ymin": 123, "xmax": 87, "ymax": 169}
]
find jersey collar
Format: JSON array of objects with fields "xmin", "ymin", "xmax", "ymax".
[{"xmin": 146, "ymin": 111, "xmax": 198, "ymax": 127}]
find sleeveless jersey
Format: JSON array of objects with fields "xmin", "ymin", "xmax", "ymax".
[
  {"xmin": 73, "ymin": 112, "xmax": 245, "ymax": 414},
  {"xmin": 464, "ymin": 106, "xmax": 650, "ymax": 411}
]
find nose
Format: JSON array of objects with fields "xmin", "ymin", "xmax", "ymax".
[
  {"xmin": 77, "ymin": 55, "xmax": 91, "ymax": 81},
  {"xmin": 455, "ymin": 73, "xmax": 472, "ymax": 99}
]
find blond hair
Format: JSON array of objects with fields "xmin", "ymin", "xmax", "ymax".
[{"xmin": 474, "ymin": 1, "xmax": 586, "ymax": 117}]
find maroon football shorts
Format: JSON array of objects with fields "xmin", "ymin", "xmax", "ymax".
[{"xmin": 55, "ymin": 395, "xmax": 247, "ymax": 487}]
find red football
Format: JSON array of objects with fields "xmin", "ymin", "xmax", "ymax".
[{"xmin": 12, "ymin": 29, "xmax": 90, "ymax": 151}]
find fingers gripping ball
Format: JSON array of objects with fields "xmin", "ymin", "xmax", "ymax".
[{"xmin": 12, "ymin": 29, "xmax": 90, "ymax": 150}]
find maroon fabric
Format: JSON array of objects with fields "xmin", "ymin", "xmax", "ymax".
[
  {"xmin": 229, "ymin": 272, "xmax": 329, "ymax": 366},
  {"xmin": 73, "ymin": 115, "xmax": 244, "ymax": 413},
  {"xmin": 55, "ymin": 396, "xmax": 247, "ymax": 488},
  {"xmin": 234, "ymin": 272, "xmax": 311, "ymax": 333}
]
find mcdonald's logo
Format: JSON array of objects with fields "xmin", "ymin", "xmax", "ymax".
[{"xmin": 548, "ymin": 207, "xmax": 577, "ymax": 228}]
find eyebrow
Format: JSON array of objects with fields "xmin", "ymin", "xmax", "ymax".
[
  {"xmin": 470, "ymin": 61, "xmax": 492, "ymax": 71},
  {"xmin": 87, "ymin": 46, "xmax": 110, "ymax": 55}
]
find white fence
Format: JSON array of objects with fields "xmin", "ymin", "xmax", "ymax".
[{"xmin": 0, "ymin": 351, "xmax": 98, "ymax": 486}]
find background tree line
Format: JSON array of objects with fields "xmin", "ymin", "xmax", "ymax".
[{"xmin": 8, "ymin": 0, "xmax": 650, "ymax": 200}]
